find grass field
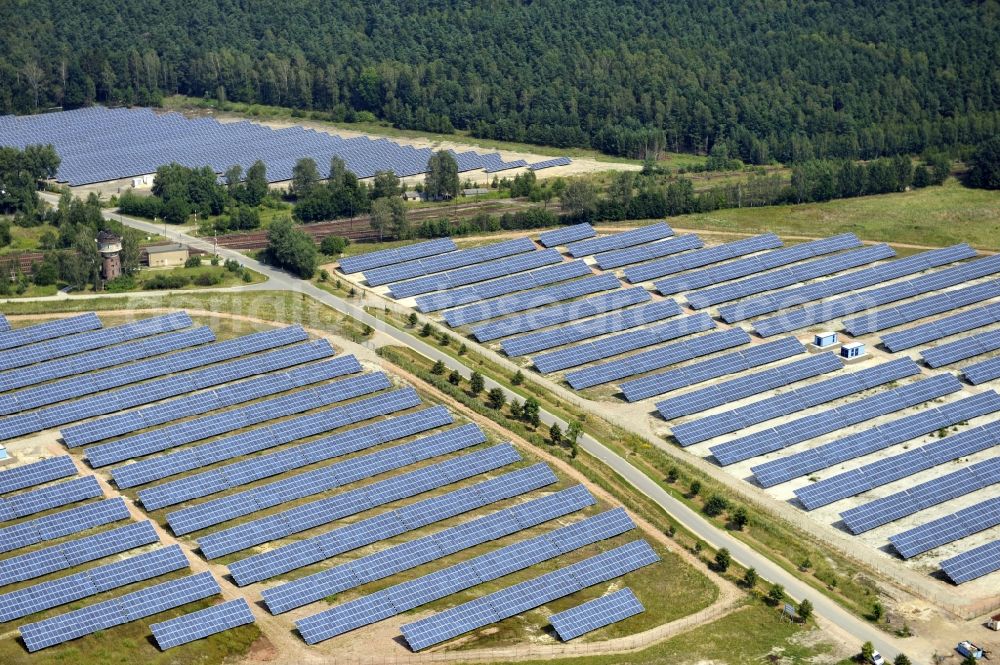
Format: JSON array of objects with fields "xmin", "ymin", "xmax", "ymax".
[{"xmin": 0, "ymin": 223, "xmax": 59, "ymax": 254}]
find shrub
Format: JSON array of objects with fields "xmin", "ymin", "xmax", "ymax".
[
  {"xmin": 193, "ymin": 270, "xmax": 222, "ymax": 286},
  {"xmin": 145, "ymin": 273, "xmax": 190, "ymax": 289},
  {"xmin": 703, "ymin": 494, "xmax": 729, "ymax": 517},
  {"xmin": 184, "ymin": 254, "xmax": 202, "ymax": 267}
]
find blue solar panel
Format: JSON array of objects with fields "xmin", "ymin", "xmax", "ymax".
[
  {"xmin": 844, "ymin": 280, "xmax": 1000, "ymax": 336},
  {"xmin": 940, "ymin": 539, "xmax": 1000, "ymax": 584},
  {"xmin": 0, "ymin": 475, "xmax": 103, "ymax": 521},
  {"xmin": 566, "ymin": 223, "xmax": 673, "ymax": 257},
  {"xmin": 966, "ymin": 357, "xmax": 1000, "ymax": 385},
  {"xmin": 339, "ymin": 238, "xmax": 456, "ymax": 274},
  {"xmin": 623, "ymin": 234, "xmax": 783, "ymax": 284},
  {"xmin": 595, "ymin": 234, "xmax": 703, "ymax": 270},
  {"xmin": 0, "ymin": 497, "xmax": 130, "ymax": 554},
  {"xmin": 565, "ymin": 328, "xmax": 752, "ymax": 390},
  {"xmin": 151, "ymin": 598, "xmax": 256, "ymax": 650},
  {"xmin": 889, "ymin": 497, "xmax": 1000, "ymax": 559},
  {"xmin": 548, "ymin": 587, "xmax": 645, "ymax": 641},
  {"xmin": 365, "ymin": 237, "xmax": 536, "ymax": 286},
  {"xmin": 0, "ymin": 313, "xmax": 102, "ymax": 351},
  {"xmin": 389, "ymin": 248, "xmax": 563, "ymax": 298},
  {"xmin": 0, "ymin": 314, "xmax": 8, "ymax": 332},
  {"xmin": 620, "ymin": 336, "xmax": 805, "ymax": 402},
  {"xmin": 881, "ymin": 301, "xmax": 1000, "ymax": 352},
  {"xmin": 0, "ymin": 455, "xmax": 76, "ymax": 494},
  {"xmin": 671, "ymin": 358, "xmax": 920, "ymax": 446},
  {"xmin": 529, "ymin": 156, "xmax": 572, "ymax": 171},
  {"xmin": 921, "ymin": 329, "xmax": 1000, "ymax": 367},
  {"xmin": 538, "ymin": 223, "xmax": 595, "ymax": 247}
]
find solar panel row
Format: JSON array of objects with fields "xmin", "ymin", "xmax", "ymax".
[
  {"xmin": 921, "ymin": 329, "xmax": 1000, "ymax": 367},
  {"xmin": 0, "ymin": 520, "xmax": 159, "ymax": 586},
  {"xmin": 965, "ymin": 357, "xmax": 1000, "ymax": 385},
  {"xmin": 653, "ymin": 234, "xmax": 860, "ymax": 295},
  {"xmin": 94, "ymin": 368, "xmax": 381, "ymax": 471},
  {"xmin": 114, "ymin": 387, "xmax": 421, "ymax": 492},
  {"xmin": 502, "ymin": 300, "xmax": 685, "ymax": 358},
  {"xmin": 0, "ymin": 312, "xmax": 192, "ymax": 372},
  {"xmin": 365, "ymin": 237, "xmax": 536, "ymax": 286},
  {"xmin": 227, "ymin": 459, "xmax": 551, "ymax": 586},
  {"xmin": 0, "ymin": 327, "xmax": 215, "ymax": 393},
  {"xmin": 416, "ymin": 260, "xmax": 593, "ymax": 313},
  {"xmin": 842, "ymin": 457, "xmax": 1000, "ymax": 535},
  {"xmin": 528, "ymin": 156, "xmax": 573, "ymax": 171},
  {"xmin": 594, "ymin": 234, "xmax": 703, "ymax": 270},
  {"xmin": 0, "ymin": 313, "xmax": 102, "ymax": 351},
  {"xmin": 843, "ymin": 280, "xmax": 1000, "ymax": 336},
  {"xmin": 566, "ymin": 223, "xmax": 673, "ymax": 257},
  {"xmin": 623, "ymin": 234, "xmax": 783, "ymax": 284},
  {"xmin": 443, "ymin": 273, "xmax": 619, "ymax": 327},
  {"xmin": 0, "ymin": 455, "xmax": 76, "ymax": 495},
  {"xmin": 0, "ymin": 498, "xmax": 130, "ymax": 554},
  {"xmin": 751, "ymin": 391, "xmax": 1000, "ymax": 487},
  {"xmin": 890, "ymin": 496, "xmax": 1000, "ymax": 559},
  {"xmin": 755, "ymin": 248, "xmax": 998, "ymax": 337},
  {"xmin": 19, "ymin": 571, "xmax": 220, "ymax": 652},
  {"xmin": 473, "ymin": 287, "xmax": 651, "ymax": 342},
  {"xmin": 64, "ymin": 344, "xmax": 340, "ymax": 447},
  {"xmin": 0, "ymin": 313, "xmax": 8, "ymax": 332},
  {"xmin": 538, "ymin": 223, "xmax": 596, "ymax": 248},
  {"xmin": 794, "ymin": 419, "xmax": 1000, "ymax": 510},
  {"xmin": 399, "ymin": 539, "xmax": 660, "ymax": 651},
  {"xmin": 880, "ymin": 302, "xmax": 1000, "ymax": 352},
  {"xmin": 0, "ymin": 475, "xmax": 103, "ymax": 521},
  {"xmin": 656, "ymin": 352, "xmax": 842, "ymax": 422},
  {"xmin": 151, "ymin": 598, "xmax": 256, "ymax": 650},
  {"xmin": 532, "ymin": 312, "xmax": 713, "ymax": 373},
  {"xmin": 549, "ymin": 587, "xmax": 644, "ymax": 641},
  {"xmin": 940, "ymin": 539, "xmax": 1000, "ymax": 584},
  {"xmin": 694, "ymin": 244, "xmax": 895, "ymax": 311},
  {"xmin": 620, "ymin": 336, "xmax": 805, "ymax": 402},
  {"xmin": 710, "ymin": 373, "xmax": 962, "ymax": 465},
  {"xmin": 566, "ymin": 328, "xmax": 752, "ymax": 390},
  {"xmin": 295, "ymin": 508, "xmax": 636, "ymax": 644},
  {"xmin": 0, "ymin": 326, "xmax": 308, "ymax": 440},
  {"xmin": 388, "ymin": 248, "xmax": 563, "ymax": 298},
  {"xmin": 671, "ymin": 358, "xmax": 920, "ymax": 446},
  {"xmin": 0, "ymin": 545, "xmax": 189, "ymax": 622},
  {"xmin": 262, "ymin": 484, "xmax": 595, "ymax": 614},
  {"xmin": 339, "ymin": 238, "xmax": 456, "ymax": 274}
]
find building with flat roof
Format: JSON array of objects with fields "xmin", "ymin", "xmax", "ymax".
[{"xmin": 146, "ymin": 244, "xmax": 189, "ymax": 268}]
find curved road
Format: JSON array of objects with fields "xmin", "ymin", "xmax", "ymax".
[{"xmin": 48, "ymin": 193, "xmax": 913, "ymax": 663}]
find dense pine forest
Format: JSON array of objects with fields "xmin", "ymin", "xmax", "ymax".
[{"xmin": 1, "ymin": 0, "xmax": 998, "ymax": 161}]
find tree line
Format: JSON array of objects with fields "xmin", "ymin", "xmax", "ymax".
[{"xmin": 2, "ymin": 1, "xmax": 997, "ymax": 161}]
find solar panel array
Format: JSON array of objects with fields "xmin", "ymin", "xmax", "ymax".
[
  {"xmin": 502, "ymin": 300, "xmax": 685, "ymax": 358},
  {"xmin": 921, "ymin": 329, "xmax": 1000, "ymax": 367},
  {"xmin": 880, "ymin": 302, "xmax": 1000, "ymax": 352},
  {"xmin": 92, "ymin": 368, "xmax": 381, "ymax": 470},
  {"xmin": 528, "ymin": 156, "xmax": 572, "ymax": 171},
  {"xmin": 0, "ymin": 545, "xmax": 189, "ymax": 622},
  {"xmin": 890, "ymin": 496, "xmax": 1000, "ymax": 559},
  {"xmin": 364, "ymin": 237, "xmax": 536, "ymax": 286},
  {"xmin": 702, "ymin": 243, "xmax": 896, "ymax": 313},
  {"xmin": 0, "ymin": 520, "xmax": 159, "ymax": 586},
  {"xmin": 965, "ymin": 357, "xmax": 1000, "ymax": 385},
  {"xmin": 843, "ymin": 280, "xmax": 1000, "ymax": 336},
  {"xmin": 653, "ymin": 234, "xmax": 861, "ymax": 295},
  {"xmin": 594, "ymin": 234, "xmax": 703, "ymax": 270},
  {"xmin": 566, "ymin": 328, "xmax": 752, "ymax": 390},
  {"xmin": 0, "ymin": 313, "xmax": 102, "ymax": 351},
  {"xmin": 1, "ymin": 107, "xmax": 558, "ymax": 185},
  {"xmin": 151, "ymin": 598, "xmax": 256, "ymax": 650},
  {"xmin": 388, "ymin": 248, "xmax": 562, "ymax": 299},
  {"xmin": 794, "ymin": 419, "xmax": 1000, "ymax": 510},
  {"xmin": 294, "ymin": 508, "xmax": 636, "ymax": 644},
  {"xmin": 623, "ymin": 233, "xmax": 783, "ymax": 284},
  {"xmin": 0, "ymin": 455, "xmax": 76, "ymax": 494},
  {"xmin": 549, "ymin": 587, "xmax": 645, "ymax": 641},
  {"xmin": 226, "ymin": 455, "xmax": 547, "ymax": 586},
  {"xmin": 0, "ymin": 497, "xmax": 130, "ymax": 554},
  {"xmin": 538, "ymin": 223, "xmax": 596, "ymax": 247},
  {"xmin": 754, "ymin": 247, "xmax": 997, "ymax": 337},
  {"xmin": 710, "ymin": 373, "xmax": 962, "ymax": 465},
  {"xmin": 0, "ymin": 312, "xmax": 191, "ymax": 372},
  {"xmin": 339, "ymin": 238, "xmax": 456, "ymax": 274},
  {"xmin": 532, "ymin": 312, "xmax": 713, "ymax": 373},
  {"xmin": 751, "ymin": 391, "xmax": 1000, "ymax": 488},
  {"xmin": 399, "ymin": 540, "xmax": 659, "ymax": 651},
  {"xmin": 262, "ymin": 483, "xmax": 595, "ymax": 614},
  {"xmin": 443, "ymin": 273, "xmax": 619, "ymax": 327},
  {"xmin": 841, "ymin": 457, "xmax": 1000, "ymax": 535},
  {"xmin": 671, "ymin": 358, "xmax": 920, "ymax": 446},
  {"xmin": 473, "ymin": 287, "xmax": 651, "ymax": 342},
  {"xmin": 656, "ymin": 352, "xmax": 843, "ymax": 422},
  {"xmin": 65, "ymin": 346, "xmax": 341, "ymax": 448},
  {"xmin": 0, "ymin": 475, "xmax": 103, "ymax": 521},
  {"xmin": 0, "ymin": 326, "xmax": 307, "ymax": 440},
  {"xmin": 566, "ymin": 223, "xmax": 673, "ymax": 257},
  {"xmin": 0, "ymin": 313, "xmax": 8, "ymax": 332},
  {"xmin": 620, "ymin": 336, "xmax": 805, "ymax": 402},
  {"xmin": 114, "ymin": 387, "xmax": 421, "ymax": 492},
  {"xmin": 416, "ymin": 260, "xmax": 592, "ymax": 313},
  {"xmin": 940, "ymin": 539, "xmax": 1000, "ymax": 584},
  {"xmin": 18, "ymin": 571, "xmax": 220, "ymax": 652}
]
